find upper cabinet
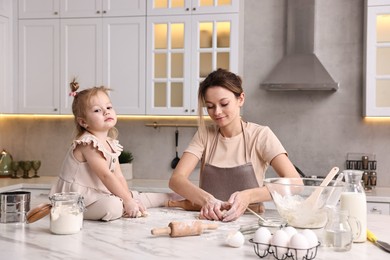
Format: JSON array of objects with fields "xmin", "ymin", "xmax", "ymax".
[
  {"xmin": 18, "ymin": 0, "xmax": 145, "ymax": 18},
  {"xmin": 17, "ymin": 0, "xmax": 146, "ymax": 114},
  {"xmin": 0, "ymin": 0, "xmax": 12, "ymax": 113},
  {"xmin": 147, "ymin": 0, "xmax": 239, "ymax": 16},
  {"xmin": 364, "ymin": 0, "xmax": 390, "ymax": 116},
  {"xmin": 146, "ymin": 0, "xmax": 240, "ymax": 115}
]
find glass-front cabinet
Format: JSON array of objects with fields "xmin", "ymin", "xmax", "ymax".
[
  {"xmin": 364, "ymin": 0, "xmax": 390, "ymax": 116},
  {"xmin": 146, "ymin": 0, "xmax": 239, "ymax": 115},
  {"xmin": 147, "ymin": 0, "xmax": 238, "ymax": 15}
]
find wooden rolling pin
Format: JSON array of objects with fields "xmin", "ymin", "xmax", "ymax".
[
  {"xmin": 165, "ymin": 199, "xmax": 202, "ymax": 211},
  {"xmin": 151, "ymin": 221, "xmax": 218, "ymax": 237},
  {"xmin": 165, "ymin": 199, "xmax": 265, "ymax": 214}
]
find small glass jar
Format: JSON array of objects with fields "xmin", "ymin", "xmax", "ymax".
[{"xmin": 49, "ymin": 192, "xmax": 85, "ymax": 235}]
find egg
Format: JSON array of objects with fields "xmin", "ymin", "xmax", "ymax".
[
  {"xmin": 226, "ymin": 231, "xmax": 245, "ymax": 248},
  {"xmin": 301, "ymin": 229, "xmax": 318, "ymax": 247},
  {"xmin": 289, "ymin": 233, "xmax": 310, "ymax": 260},
  {"xmin": 270, "ymin": 230, "xmax": 289, "ymax": 259},
  {"xmin": 253, "ymin": 227, "xmax": 272, "ymax": 250},
  {"xmin": 282, "ymin": 226, "xmax": 297, "ymax": 239}
]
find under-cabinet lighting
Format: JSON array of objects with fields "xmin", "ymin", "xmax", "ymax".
[
  {"xmin": 363, "ymin": 117, "xmax": 390, "ymax": 123},
  {"xmin": 0, "ymin": 114, "xmax": 201, "ymax": 121}
]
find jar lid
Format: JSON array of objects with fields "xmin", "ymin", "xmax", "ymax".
[{"xmin": 26, "ymin": 203, "xmax": 52, "ymax": 223}]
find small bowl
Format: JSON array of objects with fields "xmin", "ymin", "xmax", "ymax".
[{"xmin": 264, "ymin": 178, "xmax": 344, "ymax": 229}]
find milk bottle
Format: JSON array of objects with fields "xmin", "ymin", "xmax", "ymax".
[{"xmin": 340, "ymin": 170, "xmax": 366, "ymax": 243}]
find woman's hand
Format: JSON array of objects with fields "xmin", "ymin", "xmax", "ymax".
[
  {"xmin": 200, "ymin": 198, "xmax": 231, "ymax": 221},
  {"xmin": 222, "ymin": 191, "xmax": 250, "ymax": 222},
  {"xmin": 123, "ymin": 198, "xmax": 146, "ymax": 218}
]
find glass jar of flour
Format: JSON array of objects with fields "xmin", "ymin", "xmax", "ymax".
[{"xmin": 49, "ymin": 192, "xmax": 85, "ymax": 235}]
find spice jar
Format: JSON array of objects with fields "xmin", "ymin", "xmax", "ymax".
[{"xmin": 49, "ymin": 192, "xmax": 85, "ymax": 235}]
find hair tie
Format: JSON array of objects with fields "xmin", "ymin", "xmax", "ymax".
[
  {"xmin": 69, "ymin": 77, "xmax": 80, "ymax": 97},
  {"xmin": 69, "ymin": 91, "xmax": 78, "ymax": 97}
]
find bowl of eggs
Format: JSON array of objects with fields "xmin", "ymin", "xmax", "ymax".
[
  {"xmin": 249, "ymin": 226, "xmax": 320, "ymax": 260},
  {"xmin": 263, "ymin": 178, "xmax": 344, "ymax": 229}
]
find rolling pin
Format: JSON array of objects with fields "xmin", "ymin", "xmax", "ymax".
[
  {"xmin": 165, "ymin": 199, "xmax": 264, "ymax": 214},
  {"xmin": 151, "ymin": 221, "xmax": 218, "ymax": 237},
  {"xmin": 165, "ymin": 199, "xmax": 202, "ymax": 211}
]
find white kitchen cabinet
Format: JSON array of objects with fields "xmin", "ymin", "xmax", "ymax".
[
  {"xmin": 18, "ymin": 19, "xmax": 60, "ymax": 114},
  {"xmin": 0, "ymin": 0, "xmax": 11, "ymax": 17},
  {"xmin": 18, "ymin": 3, "xmax": 146, "ymax": 114},
  {"xmin": 364, "ymin": 0, "xmax": 390, "ymax": 116},
  {"xmin": 60, "ymin": 17, "xmax": 146, "ymax": 114},
  {"xmin": 0, "ymin": 0, "xmax": 12, "ymax": 113},
  {"xmin": 18, "ymin": 0, "xmax": 145, "ymax": 19},
  {"xmin": 367, "ymin": 202, "xmax": 390, "ymax": 215},
  {"xmin": 147, "ymin": 0, "xmax": 239, "ymax": 16},
  {"xmin": 146, "ymin": 3, "xmax": 239, "ymax": 115}
]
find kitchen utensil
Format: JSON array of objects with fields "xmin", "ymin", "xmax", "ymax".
[
  {"xmin": 170, "ymin": 129, "xmax": 180, "ymax": 169},
  {"xmin": 264, "ymin": 177, "xmax": 344, "ymax": 228},
  {"xmin": 246, "ymin": 207, "xmax": 287, "ymax": 228},
  {"xmin": 323, "ymin": 208, "xmax": 360, "ymax": 252},
  {"xmin": 0, "ymin": 191, "xmax": 31, "ymax": 223},
  {"xmin": 26, "ymin": 203, "xmax": 52, "ymax": 223},
  {"xmin": 367, "ymin": 229, "xmax": 390, "ymax": 253},
  {"xmin": 165, "ymin": 199, "xmax": 201, "ymax": 211},
  {"xmin": 0, "ymin": 149, "xmax": 13, "ymax": 178},
  {"xmin": 340, "ymin": 170, "xmax": 367, "ymax": 242},
  {"xmin": 303, "ymin": 167, "xmax": 339, "ymax": 208},
  {"xmin": 151, "ymin": 220, "xmax": 218, "ymax": 237}
]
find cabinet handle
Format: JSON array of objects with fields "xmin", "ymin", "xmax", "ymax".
[
  {"xmin": 370, "ymin": 207, "xmax": 382, "ymax": 214},
  {"xmin": 54, "ymin": 11, "xmax": 58, "ymax": 15},
  {"xmin": 192, "ymin": 7, "xmax": 196, "ymax": 11},
  {"xmin": 185, "ymin": 8, "xmax": 190, "ymax": 11},
  {"xmin": 191, "ymin": 109, "xmax": 195, "ymax": 112},
  {"xmin": 184, "ymin": 109, "xmax": 189, "ymax": 112},
  {"xmin": 54, "ymin": 108, "xmax": 58, "ymax": 112},
  {"xmin": 103, "ymin": 10, "xmax": 107, "ymax": 14},
  {"xmin": 96, "ymin": 10, "xmax": 100, "ymax": 14}
]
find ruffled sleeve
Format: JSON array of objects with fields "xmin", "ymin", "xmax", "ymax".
[{"xmin": 72, "ymin": 134, "xmax": 113, "ymax": 161}]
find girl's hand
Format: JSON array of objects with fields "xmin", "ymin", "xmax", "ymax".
[
  {"xmin": 123, "ymin": 198, "xmax": 146, "ymax": 218},
  {"xmin": 222, "ymin": 191, "xmax": 250, "ymax": 222},
  {"xmin": 200, "ymin": 198, "xmax": 231, "ymax": 221}
]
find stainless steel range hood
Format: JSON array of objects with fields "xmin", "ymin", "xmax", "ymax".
[{"xmin": 261, "ymin": 0, "xmax": 339, "ymax": 91}]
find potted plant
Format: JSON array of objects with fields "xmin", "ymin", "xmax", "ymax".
[{"xmin": 119, "ymin": 151, "xmax": 134, "ymax": 180}]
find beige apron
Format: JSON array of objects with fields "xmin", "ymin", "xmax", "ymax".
[{"xmin": 200, "ymin": 122, "xmax": 260, "ymax": 201}]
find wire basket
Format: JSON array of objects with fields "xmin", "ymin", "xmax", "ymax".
[{"xmin": 249, "ymin": 239, "xmax": 320, "ymax": 260}]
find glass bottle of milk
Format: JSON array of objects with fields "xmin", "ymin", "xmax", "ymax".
[{"xmin": 340, "ymin": 170, "xmax": 367, "ymax": 243}]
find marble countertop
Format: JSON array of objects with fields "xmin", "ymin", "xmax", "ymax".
[
  {"xmin": 0, "ymin": 189, "xmax": 390, "ymax": 259},
  {"xmin": 1, "ymin": 178, "xmax": 390, "ymax": 259},
  {"xmin": 1, "ymin": 176, "xmax": 390, "ymax": 203}
]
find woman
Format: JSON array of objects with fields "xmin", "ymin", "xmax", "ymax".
[{"xmin": 169, "ymin": 69, "xmax": 300, "ymax": 222}]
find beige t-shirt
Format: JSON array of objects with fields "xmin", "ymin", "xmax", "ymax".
[{"xmin": 185, "ymin": 122, "xmax": 287, "ymax": 186}]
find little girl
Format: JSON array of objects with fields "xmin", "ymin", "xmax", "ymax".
[{"xmin": 50, "ymin": 84, "xmax": 176, "ymax": 221}]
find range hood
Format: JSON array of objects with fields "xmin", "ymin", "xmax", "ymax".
[{"xmin": 261, "ymin": 0, "xmax": 339, "ymax": 91}]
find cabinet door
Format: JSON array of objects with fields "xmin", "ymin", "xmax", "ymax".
[
  {"xmin": 103, "ymin": 0, "xmax": 146, "ymax": 17},
  {"xmin": 147, "ymin": 0, "xmax": 191, "ymax": 16},
  {"xmin": 0, "ymin": 15, "xmax": 11, "ymax": 112},
  {"xmin": 60, "ymin": 19, "xmax": 103, "ymax": 114},
  {"xmin": 147, "ymin": 0, "xmax": 239, "ymax": 16},
  {"xmin": 103, "ymin": 17, "xmax": 146, "ymax": 114},
  {"xmin": 60, "ymin": 0, "xmax": 103, "ymax": 18},
  {"xmin": 147, "ymin": 15, "xmax": 192, "ymax": 115},
  {"xmin": 18, "ymin": 0, "xmax": 60, "ymax": 19},
  {"xmin": 0, "ymin": 0, "xmax": 11, "ymax": 18},
  {"xmin": 364, "ymin": 6, "xmax": 390, "ymax": 116},
  {"xmin": 191, "ymin": 0, "xmax": 239, "ymax": 14},
  {"xmin": 191, "ymin": 13, "xmax": 239, "ymax": 113},
  {"xmin": 18, "ymin": 19, "xmax": 60, "ymax": 114}
]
